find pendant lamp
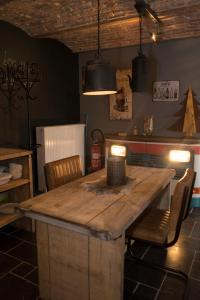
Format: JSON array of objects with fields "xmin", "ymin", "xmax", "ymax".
[
  {"xmin": 82, "ymin": 0, "xmax": 117, "ymax": 96},
  {"xmin": 129, "ymin": 0, "xmax": 161, "ymax": 92},
  {"xmin": 129, "ymin": 15, "xmax": 149, "ymax": 92}
]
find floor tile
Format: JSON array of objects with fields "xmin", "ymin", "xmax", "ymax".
[
  {"xmin": 8, "ymin": 242, "xmax": 37, "ymax": 266},
  {"xmin": 12, "ymin": 262, "xmax": 34, "ymax": 277},
  {"xmin": 125, "ymin": 257, "xmax": 165, "ymax": 289},
  {"xmin": 175, "ymin": 236, "xmax": 200, "ymax": 251},
  {"xmin": 180, "ymin": 221, "xmax": 194, "ymax": 237},
  {"xmin": 185, "ymin": 278, "xmax": 200, "ymax": 300},
  {"xmin": 124, "ymin": 277, "xmax": 137, "ymax": 299},
  {"xmin": 190, "ymin": 260, "xmax": 200, "ymax": 280},
  {"xmin": 0, "ymin": 252, "xmax": 20, "ymax": 278},
  {"xmin": 157, "ymin": 274, "xmax": 185, "ymax": 300},
  {"xmin": 191, "ymin": 208, "xmax": 200, "ymax": 215},
  {"xmin": 25, "ymin": 268, "xmax": 38, "ymax": 285},
  {"xmin": 144, "ymin": 245, "xmax": 194, "ymax": 275},
  {"xmin": 126, "ymin": 240, "xmax": 149, "ymax": 259},
  {"xmin": 0, "ymin": 233, "xmax": 21, "ymax": 252},
  {"xmin": 0, "ymin": 225, "xmax": 18, "ymax": 234},
  {"xmin": 191, "ymin": 222, "xmax": 200, "ymax": 239},
  {"xmin": 0, "ymin": 273, "xmax": 39, "ymax": 300},
  {"xmin": 11, "ymin": 229, "xmax": 36, "ymax": 244},
  {"xmin": 133, "ymin": 284, "xmax": 157, "ymax": 300},
  {"xmin": 195, "ymin": 251, "xmax": 200, "ymax": 261},
  {"xmin": 187, "ymin": 213, "xmax": 200, "ymax": 222}
]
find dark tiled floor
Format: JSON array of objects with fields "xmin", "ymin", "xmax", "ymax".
[
  {"xmin": 0, "ymin": 226, "xmax": 39, "ymax": 300},
  {"xmin": 0, "ymin": 208, "xmax": 200, "ymax": 299}
]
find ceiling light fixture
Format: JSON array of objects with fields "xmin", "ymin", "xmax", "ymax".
[
  {"xmin": 135, "ymin": 0, "xmax": 162, "ymax": 42},
  {"xmin": 82, "ymin": 0, "xmax": 117, "ymax": 96},
  {"xmin": 134, "ymin": 0, "xmax": 161, "ymax": 24},
  {"xmin": 129, "ymin": 0, "xmax": 161, "ymax": 92},
  {"xmin": 129, "ymin": 11, "xmax": 148, "ymax": 92}
]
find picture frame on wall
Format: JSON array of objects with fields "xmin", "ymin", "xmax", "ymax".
[
  {"xmin": 109, "ymin": 69, "xmax": 132, "ymax": 120},
  {"xmin": 153, "ymin": 81, "xmax": 179, "ymax": 102}
]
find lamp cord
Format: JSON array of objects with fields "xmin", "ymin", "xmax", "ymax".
[
  {"xmin": 97, "ymin": 0, "xmax": 100, "ymax": 59},
  {"xmin": 139, "ymin": 15, "xmax": 143, "ymax": 55}
]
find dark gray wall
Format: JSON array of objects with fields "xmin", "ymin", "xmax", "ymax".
[
  {"xmin": 0, "ymin": 21, "xmax": 80, "ymax": 149},
  {"xmin": 0, "ymin": 21, "xmax": 80, "ymax": 191},
  {"xmin": 79, "ymin": 37, "xmax": 200, "ymax": 140}
]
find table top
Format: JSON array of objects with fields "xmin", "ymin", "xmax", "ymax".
[{"xmin": 20, "ymin": 166, "xmax": 175, "ymax": 240}]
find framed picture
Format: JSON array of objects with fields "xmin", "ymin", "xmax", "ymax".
[
  {"xmin": 153, "ymin": 81, "xmax": 179, "ymax": 101},
  {"xmin": 109, "ymin": 69, "xmax": 132, "ymax": 120}
]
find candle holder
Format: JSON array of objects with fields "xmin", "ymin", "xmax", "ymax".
[{"xmin": 107, "ymin": 145, "xmax": 126, "ymax": 186}]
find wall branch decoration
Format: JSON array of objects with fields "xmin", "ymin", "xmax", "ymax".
[
  {"xmin": 0, "ymin": 59, "xmax": 21, "ymax": 110},
  {"xmin": 0, "ymin": 52, "xmax": 40, "ymax": 149},
  {"xmin": 15, "ymin": 61, "xmax": 40, "ymax": 149}
]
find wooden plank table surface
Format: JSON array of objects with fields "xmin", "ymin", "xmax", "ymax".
[
  {"xmin": 19, "ymin": 166, "xmax": 175, "ymax": 300},
  {"xmin": 20, "ymin": 166, "xmax": 175, "ymax": 240}
]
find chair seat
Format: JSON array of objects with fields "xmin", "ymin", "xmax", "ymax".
[{"xmin": 127, "ymin": 209, "xmax": 170, "ymax": 245}]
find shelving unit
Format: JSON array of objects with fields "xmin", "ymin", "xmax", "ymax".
[{"xmin": 0, "ymin": 148, "xmax": 33, "ymax": 228}]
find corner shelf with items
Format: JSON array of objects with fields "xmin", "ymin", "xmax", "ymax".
[{"xmin": 0, "ymin": 148, "xmax": 33, "ymax": 228}]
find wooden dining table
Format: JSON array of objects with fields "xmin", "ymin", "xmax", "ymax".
[{"xmin": 19, "ymin": 165, "xmax": 175, "ymax": 300}]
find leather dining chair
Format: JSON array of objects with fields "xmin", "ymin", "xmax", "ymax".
[
  {"xmin": 126, "ymin": 168, "xmax": 196, "ymax": 281},
  {"xmin": 183, "ymin": 170, "xmax": 196, "ymax": 220},
  {"xmin": 44, "ymin": 155, "xmax": 82, "ymax": 191}
]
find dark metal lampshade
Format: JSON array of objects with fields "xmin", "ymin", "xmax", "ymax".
[
  {"xmin": 131, "ymin": 52, "xmax": 149, "ymax": 92},
  {"xmin": 82, "ymin": 59, "xmax": 117, "ymax": 96}
]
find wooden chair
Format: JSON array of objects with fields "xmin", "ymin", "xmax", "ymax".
[
  {"xmin": 183, "ymin": 170, "xmax": 196, "ymax": 220},
  {"xmin": 44, "ymin": 155, "xmax": 82, "ymax": 191},
  {"xmin": 126, "ymin": 168, "xmax": 196, "ymax": 280}
]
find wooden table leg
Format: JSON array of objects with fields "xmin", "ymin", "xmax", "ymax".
[
  {"xmin": 36, "ymin": 221, "xmax": 124, "ymax": 300},
  {"xmin": 89, "ymin": 235, "xmax": 124, "ymax": 300}
]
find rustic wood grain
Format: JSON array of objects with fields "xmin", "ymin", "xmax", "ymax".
[
  {"xmin": 89, "ymin": 235, "xmax": 124, "ymax": 300},
  {"xmin": 36, "ymin": 221, "xmax": 51, "ymax": 300},
  {"xmin": 0, "ymin": 213, "xmax": 20, "ymax": 228},
  {"xmin": 31, "ymin": 166, "xmax": 174, "ymax": 300},
  {"xmin": 0, "ymin": 148, "xmax": 32, "ymax": 160},
  {"xmin": 36, "ymin": 221, "xmax": 89, "ymax": 300},
  {"xmin": 20, "ymin": 166, "xmax": 175, "ymax": 239},
  {"xmin": 0, "ymin": 178, "xmax": 30, "ymax": 193},
  {"xmin": 36, "ymin": 222, "xmax": 124, "ymax": 300}
]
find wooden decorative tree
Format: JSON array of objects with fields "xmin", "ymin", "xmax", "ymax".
[{"xmin": 169, "ymin": 87, "xmax": 200, "ymax": 137}]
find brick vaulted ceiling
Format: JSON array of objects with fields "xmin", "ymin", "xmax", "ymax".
[{"xmin": 0, "ymin": 0, "xmax": 200, "ymax": 53}]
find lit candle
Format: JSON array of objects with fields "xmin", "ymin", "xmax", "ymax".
[{"xmin": 107, "ymin": 145, "xmax": 127, "ymax": 186}]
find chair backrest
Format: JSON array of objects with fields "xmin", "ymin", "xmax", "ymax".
[
  {"xmin": 169, "ymin": 168, "xmax": 195, "ymax": 232},
  {"xmin": 44, "ymin": 155, "xmax": 82, "ymax": 191},
  {"xmin": 183, "ymin": 169, "xmax": 196, "ymax": 220}
]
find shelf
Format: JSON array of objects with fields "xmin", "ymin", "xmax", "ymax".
[
  {"xmin": 0, "ymin": 178, "xmax": 30, "ymax": 193},
  {"xmin": 0, "ymin": 148, "xmax": 32, "ymax": 161},
  {"xmin": 0, "ymin": 147, "xmax": 33, "ymax": 230},
  {"xmin": 0, "ymin": 212, "xmax": 21, "ymax": 229}
]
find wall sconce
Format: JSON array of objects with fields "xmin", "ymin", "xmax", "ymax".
[
  {"xmin": 82, "ymin": 0, "xmax": 117, "ymax": 96},
  {"xmin": 107, "ymin": 145, "xmax": 127, "ymax": 186},
  {"xmin": 169, "ymin": 150, "xmax": 191, "ymax": 163}
]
